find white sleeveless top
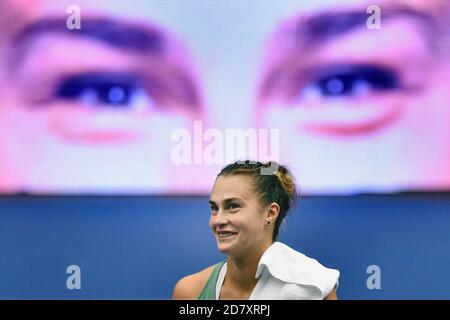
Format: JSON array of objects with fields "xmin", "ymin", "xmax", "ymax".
[{"xmin": 215, "ymin": 242, "xmax": 340, "ymax": 300}]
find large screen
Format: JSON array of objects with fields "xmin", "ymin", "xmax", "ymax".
[{"xmin": 0, "ymin": 0, "xmax": 448, "ymax": 194}]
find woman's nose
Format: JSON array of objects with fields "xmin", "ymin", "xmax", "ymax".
[{"xmin": 214, "ymin": 210, "xmax": 229, "ymax": 226}]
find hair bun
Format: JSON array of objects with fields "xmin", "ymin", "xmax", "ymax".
[{"xmin": 273, "ymin": 166, "xmax": 296, "ymax": 197}]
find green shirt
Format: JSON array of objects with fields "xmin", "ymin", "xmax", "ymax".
[{"xmin": 198, "ymin": 261, "xmax": 225, "ymax": 300}]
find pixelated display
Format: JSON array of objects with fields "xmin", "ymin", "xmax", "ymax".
[{"xmin": 0, "ymin": 0, "xmax": 448, "ymax": 194}]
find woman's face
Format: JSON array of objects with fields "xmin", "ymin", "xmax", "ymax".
[{"xmin": 209, "ymin": 174, "xmax": 271, "ymax": 258}]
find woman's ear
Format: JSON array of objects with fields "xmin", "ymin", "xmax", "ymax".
[{"xmin": 266, "ymin": 202, "xmax": 280, "ymax": 223}]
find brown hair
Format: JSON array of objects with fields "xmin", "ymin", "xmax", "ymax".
[{"xmin": 217, "ymin": 160, "xmax": 298, "ymax": 241}]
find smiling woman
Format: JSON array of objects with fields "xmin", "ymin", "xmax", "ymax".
[{"xmin": 173, "ymin": 160, "xmax": 340, "ymax": 300}]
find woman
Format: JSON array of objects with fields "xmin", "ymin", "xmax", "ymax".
[{"xmin": 173, "ymin": 160, "xmax": 340, "ymax": 300}]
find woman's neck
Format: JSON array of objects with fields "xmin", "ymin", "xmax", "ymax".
[{"xmin": 225, "ymin": 242, "xmax": 273, "ymax": 293}]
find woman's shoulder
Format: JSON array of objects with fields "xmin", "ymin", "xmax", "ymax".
[{"xmin": 172, "ymin": 264, "xmax": 218, "ymax": 299}]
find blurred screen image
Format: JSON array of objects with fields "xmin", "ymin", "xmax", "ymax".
[{"xmin": 0, "ymin": 0, "xmax": 448, "ymax": 195}]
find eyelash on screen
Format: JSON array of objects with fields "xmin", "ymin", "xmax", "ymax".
[
  {"xmin": 54, "ymin": 72, "xmax": 156, "ymax": 108},
  {"xmin": 285, "ymin": 64, "xmax": 402, "ymax": 100}
]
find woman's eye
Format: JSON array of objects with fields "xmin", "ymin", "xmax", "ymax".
[
  {"xmin": 300, "ymin": 65, "xmax": 400, "ymax": 99},
  {"xmin": 55, "ymin": 72, "xmax": 155, "ymax": 108},
  {"xmin": 228, "ymin": 203, "xmax": 240, "ymax": 210}
]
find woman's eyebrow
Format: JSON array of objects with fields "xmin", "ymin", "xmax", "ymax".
[
  {"xmin": 11, "ymin": 16, "xmax": 172, "ymax": 64},
  {"xmin": 286, "ymin": 6, "xmax": 440, "ymax": 49},
  {"xmin": 223, "ymin": 198, "xmax": 242, "ymax": 204},
  {"xmin": 209, "ymin": 198, "xmax": 242, "ymax": 206}
]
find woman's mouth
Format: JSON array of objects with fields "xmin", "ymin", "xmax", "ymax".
[{"xmin": 217, "ymin": 231, "xmax": 238, "ymax": 240}]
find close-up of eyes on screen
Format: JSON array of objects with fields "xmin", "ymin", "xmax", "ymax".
[
  {"xmin": 0, "ymin": 0, "xmax": 448, "ymax": 195},
  {"xmin": 1, "ymin": 0, "xmax": 450, "ymax": 304}
]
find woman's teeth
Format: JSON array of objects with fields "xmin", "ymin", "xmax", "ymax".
[{"xmin": 218, "ymin": 232, "xmax": 236, "ymax": 239}]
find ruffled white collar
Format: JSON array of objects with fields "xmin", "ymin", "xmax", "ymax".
[
  {"xmin": 216, "ymin": 242, "xmax": 340, "ymax": 299},
  {"xmin": 254, "ymin": 242, "xmax": 340, "ymax": 298}
]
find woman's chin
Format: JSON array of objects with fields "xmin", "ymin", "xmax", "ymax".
[
  {"xmin": 216, "ymin": 238, "xmax": 237, "ymax": 254},
  {"xmin": 217, "ymin": 242, "xmax": 232, "ymax": 253}
]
